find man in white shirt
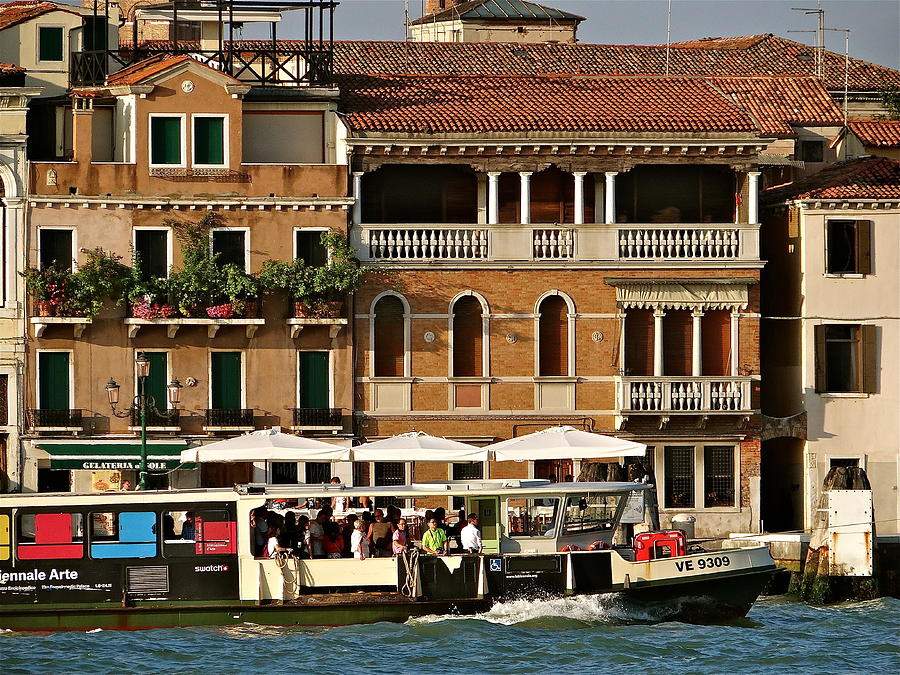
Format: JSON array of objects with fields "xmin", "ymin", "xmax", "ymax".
[{"xmin": 460, "ymin": 514, "xmax": 483, "ymax": 554}]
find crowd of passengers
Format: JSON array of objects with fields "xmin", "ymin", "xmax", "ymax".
[{"xmin": 251, "ymin": 487, "xmax": 482, "ymax": 561}]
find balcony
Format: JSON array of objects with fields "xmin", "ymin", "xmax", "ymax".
[
  {"xmin": 203, "ymin": 408, "xmax": 254, "ymax": 432},
  {"xmin": 355, "ymin": 224, "xmax": 759, "ymax": 264},
  {"xmin": 129, "ymin": 409, "xmax": 180, "ymax": 432},
  {"xmin": 616, "ymin": 377, "xmax": 753, "ymax": 415},
  {"xmin": 290, "ymin": 408, "xmax": 344, "ymax": 433},
  {"xmin": 28, "ymin": 409, "xmax": 83, "ymax": 432}
]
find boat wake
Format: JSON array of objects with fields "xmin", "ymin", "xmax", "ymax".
[{"xmin": 407, "ymin": 593, "xmax": 734, "ymax": 628}]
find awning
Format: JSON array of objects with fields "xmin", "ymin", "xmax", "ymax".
[
  {"xmin": 36, "ymin": 441, "xmax": 190, "ymax": 471},
  {"xmin": 608, "ymin": 279, "xmax": 750, "ymax": 311},
  {"xmin": 181, "ymin": 428, "xmax": 351, "ymax": 463},
  {"xmin": 488, "ymin": 426, "xmax": 646, "ymax": 461},
  {"xmin": 352, "ymin": 432, "xmax": 489, "ymax": 462}
]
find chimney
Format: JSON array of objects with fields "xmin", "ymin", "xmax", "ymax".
[
  {"xmin": 424, "ymin": 1, "xmax": 464, "ymax": 16},
  {"xmin": 72, "ymin": 98, "xmax": 94, "ymax": 165}
]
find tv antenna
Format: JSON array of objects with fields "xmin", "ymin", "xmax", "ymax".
[{"xmin": 790, "ymin": 2, "xmax": 825, "ymax": 78}]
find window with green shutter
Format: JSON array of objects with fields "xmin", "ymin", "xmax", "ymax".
[
  {"xmin": 38, "ymin": 26, "xmax": 64, "ymax": 62},
  {"xmin": 211, "ymin": 352, "xmax": 242, "ymax": 410},
  {"xmin": 298, "ymin": 352, "xmax": 329, "ymax": 409},
  {"xmin": 38, "ymin": 352, "xmax": 70, "ymax": 410},
  {"xmin": 193, "ymin": 116, "xmax": 225, "ymax": 166},
  {"xmin": 150, "ymin": 116, "xmax": 182, "ymax": 165},
  {"xmin": 143, "ymin": 352, "xmax": 168, "ymax": 410}
]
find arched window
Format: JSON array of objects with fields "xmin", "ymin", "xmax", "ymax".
[
  {"xmin": 624, "ymin": 309, "xmax": 654, "ymax": 376},
  {"xmin": 373, "ymin": 295, "xmax": 405, "ymax": 377},
  {"xmin": 538, "ymin": 295, "xmax": 568, "ymax": 376},
  {"xmin": 452, "ymin": 295, "xmax": 484, "ymax": 377}
]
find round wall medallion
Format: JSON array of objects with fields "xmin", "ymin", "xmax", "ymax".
[
  {"xmin": 181, "ymin": 79, "xmax": 195, "ymax": 93},
  {"xmin": 505, "ymin": 333, "xmax": 518, "ymax": 344},
  {"xmin": 424, "ymin": 331, "xmax": 435, "ymax": 343},
  {"xmin": 592, "ymin": 331, "xmax": 604, "ymax": 343}
]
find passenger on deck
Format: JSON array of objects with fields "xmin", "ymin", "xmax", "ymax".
[
  {"xmin": 386, "ymin": 504, "xmax": 401, "ymax": 525},
  {"xmin": 351, "ymin": 520, "xmax": 369, "ymax": 560},
  {"xmin": 392, "ymin": 518, "xmax": 408, "ymax": 555},
  {"xmin": 264, "ymin": 524, "xmax": 291, "ymax": 558},
  {"xmin": 434, "ymin": 507, "xmax": 451, "ymax": 535},
  {"xmin": 368, "ymin": 509, "xmax": 393, "ymax": 558},
  {"xmin": 120, "ymin": 480, "xmax": 132, "ymax": 491},
  {"xmin": 309, "ymin": 507, "xmax": 332, "ymax": 559},
  {"xmin": 342, "ymin": 514, "xmax": 358, "ymax": 557},
  {"xmin": 359, "ymin": 495, "xmax": 373, "ymax": 511},
  {"xmin": 281, "ymin": 511, "xmax": 301, "ymax": 553},
  {"xmin": 296, "ymin": 514, "xmax": 311, "ymax": 558},
  {"xmin": 252, "ymin": 506, "xmax": 269, "ymax": 557},
  {"xmin": 330, "ymin": 477, "xmax": 348, "ymax": 513},
  {"xmin": 323, "ymin": 522, "xmax": 343, "ymax": 559},
  {"xmin": 163, "ymin": 514, "xmax": 177, "ymax": 540},
  {"xmin": 461, "ymin": 515, "xmax": 482, "ymax": 554},
  {"xmin": 422, "ymin": 518, "xmax": 449, "ymax": 555},
  {"xmin": 181, "ymin": 512, "xmax": 196, "ymax": 540}
]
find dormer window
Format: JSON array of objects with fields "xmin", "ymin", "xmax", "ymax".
[
  {"xmin": 193, "ymin": 115, "xmax": 227, "ymax": 167},
  {"xmin": 38, "ymin": 26, "xmax": 64, "ymax": 62},
  {"xmin": 149, "ymin": 114, "xmax": 185, "ymax": 167}
]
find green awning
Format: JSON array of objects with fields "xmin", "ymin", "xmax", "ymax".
[{"xmin": 37, "ymin": 442, "xmax": 192, "ymax": 471}]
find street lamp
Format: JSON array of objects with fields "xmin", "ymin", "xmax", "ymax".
[{"xmin": 107, "ymin": 352, "xmax": 183, "ymax": 490}]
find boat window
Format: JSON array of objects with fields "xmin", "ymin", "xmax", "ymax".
[
  {"xmin": 17, "ymin": 512, "xmax": 84, "ymax": 560},
  {"xmin": 163, "ymin": 510, "xmax": 235, "ymax": 557},
  {"xmin": 0, "ymin": 514, "xmax": 10, "ymax": 561},
  {"xmin": 562, "ymin": 493, "xmax": 621, "ymax": 534},
  {"xmin": 89, "ymin": 512, "xmax": 157, "ymax": 559},
  {"xmin": 506, "ymin": 498, "xmax": 559, "ymax": 537}
]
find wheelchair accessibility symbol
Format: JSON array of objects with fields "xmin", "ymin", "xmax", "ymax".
[{"xmin": 489, "ymin": 559, "xmax": 502, "ymax": 572}]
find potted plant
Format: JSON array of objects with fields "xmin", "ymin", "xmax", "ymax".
[
  {"xmin": 168, "ymin": 215, "xmax": 222, "ymax": 317},
  {"xmin": 259, "ymin": 258, "xmax": 314, "ymax": 317},
  {"xmin": 221, "ymin": 264, "xmax": 262, "ymax": 318},
  {"xmin": 308, "ymin": 232, "xmax": 365, "ymax": 317},
  {"xmin": 69, "ymin": 248, "xmax": 131, "ymax": 319},
  {"xmin": 21, "ymin": 265, "xmax": 74, "ymax": 317},
  {"xmin": 126, "ymin": 276, "xmax": 177, "ymax": 319}
]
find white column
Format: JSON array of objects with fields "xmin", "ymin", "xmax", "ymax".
[
  {"xmin": 653, "ymin": 308, "xmax": 665, "ymax": 377},
  {"xmin": 351, "ymin": 171, "xmax": 364, "ymax": 225},
  {"xmin": 573, "ymin": 171, "xmax": 586, "ymax": 225},
  {"xmin": 692, "ymin": 310, "xmax": 704, "ymax": 377},
  {"xmin": 487, "ymin": 171, "xmax": 501, "ymax": 225},
  {"xmin": 730, "ymin": 310, "xmax": 740, "ymax": 376},
  {"xmin": 747, "ymin": 171, "xmax": 761, "ymax": 224},
  {"xmin": 604, "ymin": 172, "xmax": 617, "ymax": 224},
  {"xmin": 519, "ymin": 171, "xmax": 532, "ymax": 224}
]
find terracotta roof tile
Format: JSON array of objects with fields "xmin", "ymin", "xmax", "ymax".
[
  {"xmin": 849, "ymin": 120, "xmax": 900, "ymax": 148},
  {"xmin": 0, "ymin": 1, "xmax": 78, "ymax": 31},
  {"xmin": 105, "ymin": 53, "xmax": 239, "ymax": 86},
  {"xmin": 763, "ymin": 156, "xmax": 900, "ymax": 201},
  {"xmin": 331, "ymin": 35, "xmax": 900, "ymax": 91},
  {"xmin": 338, "ymin": 73, "xmax": 757, "ymax": 134},
  {"xmin": 710, "ymin": 77, "xmax": 843, "ymax": 137}
]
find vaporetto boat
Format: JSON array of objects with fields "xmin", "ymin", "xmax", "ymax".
[{"xmin": 0, "ymin": 480, "xmax": 776, "ymax": 630}]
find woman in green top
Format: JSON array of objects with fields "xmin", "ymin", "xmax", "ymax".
[{"xmin": 422, "ymin": 518, "xmax": 449, "ymax": 555}]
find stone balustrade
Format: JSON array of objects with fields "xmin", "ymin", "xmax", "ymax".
[{"xmin": 617, "ymin": 377, "xmax": 753, "ymax": 413}]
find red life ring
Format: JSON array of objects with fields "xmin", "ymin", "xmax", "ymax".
[
  {"xmin": 587, "ymin": 541, "xmax": 608, "ymax": 551},
  {"xmin": 559, "ymin": 544, "xmax": 581, "ymax": 552}
]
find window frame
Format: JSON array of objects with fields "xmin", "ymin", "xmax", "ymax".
[
  {"xmin": 296, "ymin": 349, "xmax": 333, "ymax": 410},
  {"xmin": 505, "ymin": 497, "xmax": 560, "ymax": 538},
  {"xmin": 824, "ymin": 219, "xmax": 870, "ymax": 277},
  {"xmin": 87, "ymin": 510, "xmax": 158, "ymax": 560},
  {"xmin": 798, "ymin": 139, "xmax": 825, "ymax": 163},
  {"xmin": 191, "ymin": 113, "xmax": 229, "ymax": 168},
  {"xmin": 703, "ymin": 445, "xmax": 736, "ymax": 508},
  {"xmin": 534, "ymin": 291, "xmax": 575, "ymax": 378},
  {"xmin": 37, "ymin": 24, "xmax": 65, "ymax": 63},
  {"xmin": 208, "ymin": 349, "xmax": 246, "ymax": 409},
  {"xmin": 148, "ymin": 113, "xmax": 187, "ymax": 168},
  {"xmin": 210, "ymin": 227, "xmax": 250, "ymax": 271},
  {"xmin": 371, "ymin": 292, "xmax": 410, "ymax": 379},
  {"xmin": 816, "ymin": 323, "xmax": 877, "ymax": 395},
  {"xmin": 292, "ymin": 227, "xmax": 331, "ymax": 267},
  {"xmin": 37, "ymin": 226, "xmax": 77, "ymax": 272},
  {"xmin": 448, "ymin": 291, "xmax": 490, "ymax": 379},
  {"xmin": 655, "ymin": 444, "xmax": 739, "ymax": 512},
  {"xmin": 35, "ymin": 349, "xmax": 75, "ymax": 410},
  {"xmin": 132, "ymin": 226, "xmax": 174, "ymax": 279},
  {"xmin": 16, "ymin": 512, "xmax": 84, "ymax": 560}
]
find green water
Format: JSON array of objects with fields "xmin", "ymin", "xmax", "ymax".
[{"xmin": 2, "ymin": 596, "xmax": 898, "ymax": 674}]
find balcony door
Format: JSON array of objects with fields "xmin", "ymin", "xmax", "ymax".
[
  {"xmin": 211, "ymin": 352, "xmax": 242, "ymax": 410},
  {"xmin": 298, "ymin": 351, "xmax": 329, "ymax": 409},
  {"xmin": 38, "ymin": 352, "xmax": 70, "ymax": 410}
]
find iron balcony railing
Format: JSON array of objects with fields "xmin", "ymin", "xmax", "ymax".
[
  {"xmin": 29, "ymin": 409, "xmax": 83, "ymax": 428},
  {"xmin": 292, "ymin": 407, "xmax": 343, "ymax": 428},
  {"xmin": 204, "ymin": 408, "xmax": 254, "ymax": 427},
  {"xmin": 130, "ymin": 409, "xmax": 179, "ymax": 428}
]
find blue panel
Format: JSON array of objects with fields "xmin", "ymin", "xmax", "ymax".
[
  {"xmin": 91, "ymin": 543, "xmax": 157, "ymax": 559},
  {"xmin": 119, "ymin": 512, "xmax": 156, "ymax": 543}
]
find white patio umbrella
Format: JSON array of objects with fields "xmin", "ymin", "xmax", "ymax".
[
  {"xmin": 488, "ymin": 425, "xmax": 646, "ymax": 462},
  {"xmin": 180, "ymin": 427, "xmax": 351, "ymax": 463},
  {"xmin": 351, "ymin": 431, "xmax": 488, "ymax": 462}
]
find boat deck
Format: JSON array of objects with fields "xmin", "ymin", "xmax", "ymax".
[{"xmin": 283, "ymin": 592, "xmax": 413, "ymax": 606}]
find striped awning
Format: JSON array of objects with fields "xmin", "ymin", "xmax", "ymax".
[{"xmin": 35, "ymin": 441, "xmax": 191, "ymax": 471}]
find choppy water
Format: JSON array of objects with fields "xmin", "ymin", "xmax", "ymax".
[{"xmin": 2, "ymin": 596, "xmax": 898, "ymax": 674}]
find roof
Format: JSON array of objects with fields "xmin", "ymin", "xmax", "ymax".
[
  {"xmin": 763, "ymin": 156, "xmax": 900, "ymax": 201},
  {"xmin": 331, "ymin": 35, "xmax": 900, "ymax": 92},
  {"xmin": 105, "ymin": 53, "xmax": 240, "ymax": 86},
  {"xmin": 0, "ymin": 1, "xmax": 78, "ymax": 31},
  {"xmin": 710, "ymin": 76, "xmax": 843, "ymax": 137},
  {"xmin": 0, "ymin": 60, "xmax": 24, "ymax": 85},
  {"xmin": 849, "ymin": 120, "xmax": 900, "ymax": 148},
  {"xmin": 410, "ymin": 0, "xmax": 584, "ymax": 26},
  {"xmin": 338, "ymin": 73, "xmax": 758, "ymax": 134}
]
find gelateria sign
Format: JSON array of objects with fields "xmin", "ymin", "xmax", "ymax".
[{"xmin": 35, "ymin": 441, "xmax": 193, "ymax": 471}]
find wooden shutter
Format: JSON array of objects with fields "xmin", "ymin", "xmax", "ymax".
[
  {"xmin": 857, "ymin": 220, "xmax": 872, "ymax": 275},
  {"xmin": 211, "ymin": 352, "xmax": 242, "ymax": 409},
  {"xmin": 452, "ymin": 296, "xmax": 483, "ymax": 377},
  {"xmin": 814, "ymin": 325, "xmax": 826, "ymax": 392},
  {"xmin": 861, "ymin": 324, "xmax": 877, "ymax": 393},
  {"xmin": 145, "ymin": 353, "xmax": 168, "ymax": 410},
  {"xmin": 663, "ymin": 310, "xmax": 692, "ymax": 376},
  {"xmin": 530, "ymin": 167, "xmax": 565, "ymax": 224},
  {"xmin": 539, "ymin": 295, "xmax": 568, "ymax": 376},
  {"xmin": 194, "ymin": 117, "xmax": 224, "ymax": 165},
  {"xmin": 624, "ymin": 309, "xmax": 654, "ymax": 376},
  {"xmin": 151, "ymin": 117, "xmax": 181, "ymax": 165},
  {"xmin": 38, "ymin": 352, "xmax": 69, "ymax": 410},
  {"xmin": 701, "ymin": 310, "xmax": 731, "ymax": 376},
  {"xmin": 299, "ymin": 351, "xmax": 329, "ymax": 408},
  {"xmin": 374, "ymin": 296, "xmax": 405, "ymax": 377}
]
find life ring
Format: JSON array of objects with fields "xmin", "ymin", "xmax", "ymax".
[
  {"xmin": 559, "ymin": 544, "xmax": 581, "ymax": 552},
  {"xmin": 587, "ymin": 541, "xmax": 609, "ymax": 551}
]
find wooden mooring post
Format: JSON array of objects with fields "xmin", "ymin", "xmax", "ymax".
[{"xmin": 795, "ymin": 466, "xmax": 879, "ymax": 604}]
